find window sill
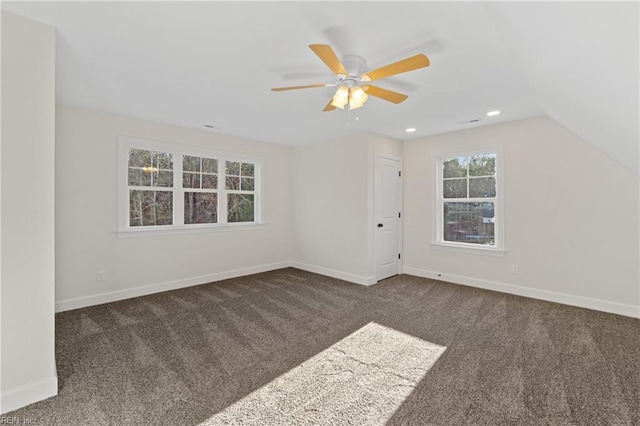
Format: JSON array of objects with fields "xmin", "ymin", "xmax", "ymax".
[
  {"xmin": 116, "ymin": 222, "xmax": 266, "ymax": 238},
  {"xmin": 430, "ymin": 241, "xmax": 506, "ymax": 256}
]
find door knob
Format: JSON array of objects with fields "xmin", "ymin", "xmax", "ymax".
[{"xmin": 377, "ymin": 223, "xmax": 383, "ymax": 228}]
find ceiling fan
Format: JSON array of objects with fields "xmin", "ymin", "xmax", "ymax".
[{"xmin": 271, "ymin": 44, "xmax": 430, "ymax": 112}]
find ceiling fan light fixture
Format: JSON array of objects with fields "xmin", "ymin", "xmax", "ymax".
[
  {"xmin": 331, "ymin": 85, "xmax": 349, "ymax": 109},
  {"xmin": 349, "ymin": 86, "xmax": 368, "ymax": 110}
]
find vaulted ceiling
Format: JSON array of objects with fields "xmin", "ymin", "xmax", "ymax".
[{"xmin": 3, "ymin": 1, "xmax": 638, "ymax": 175}]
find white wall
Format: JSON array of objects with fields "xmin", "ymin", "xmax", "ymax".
[
  {"xmin": 55, "ymin": 106, "xmax": 293, "ymax": 311},
  {"xmin": 403, "ymin": 115, "xmax": 640, "ymax": 318},
  {"xmin": 292, "ymin": 132, "xmax": 402, "ymax": 284},
  {"xmin": 1, "ymin": 12, "xmax": 58, "ymax": 413},
  {"xmin": 292, "ymin": 133, "xmax": 370, "ymax": 282}
]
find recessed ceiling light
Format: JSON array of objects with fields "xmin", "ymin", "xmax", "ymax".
[
  {"xmin": 405, "ymin": 127, "xmax": 416, "ymax": 133},
  {"xmin": 486, "ymin": 110, "xmax": 501, "ymax": 117}
]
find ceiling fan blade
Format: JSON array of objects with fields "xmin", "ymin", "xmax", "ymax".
[
  {"xmin": 271, "ymin": 83, "xmax": 326, "ymax": 92},
  {"xmin": 364, "ymin": 85, "xmax": 408, "ymax": 104},
  {"xmin": 361, "ymin": 54, "xmax": 430, "ymax": 81},
  {"xmin": 323, "ymin": 100, "xmax": 337, "ymax": 112},
  {"xmin": 309, "ymin": 44, "xmax": 348, "ymax": 75}
]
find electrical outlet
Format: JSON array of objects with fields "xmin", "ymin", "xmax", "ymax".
[
  {"xmin": 511, "ymin": 264, "xmax": 519, "ymax": 274},
  {"xmin": 97, "ymin": 270, "xmax": 106, "ymax": 282}
]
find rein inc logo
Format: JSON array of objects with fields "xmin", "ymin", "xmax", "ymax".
[{"xmin": 0, "ymin": 417, "xmax": 37, "ymax": 424}]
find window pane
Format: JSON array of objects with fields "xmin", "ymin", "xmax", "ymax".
[
  {"xmin": 443, "ymin": 178, "xmax": 467, "ymax": 198},
  {"xmin": 155, "ymin": 152, "xmax": 173, "ymax": 170},
  {"xmin": 241, "ymin": 163, "xmax": 254, "ymax": 177},
  {"xmin": 226, "ymin": 161, "xmax": 240, "ymax": 176},
  {"xmin": 128, "ymin": 168, "xmax": 151, "ymax": 186},
  {"xmin": 183, "ymin": 172, "xmax": 200, "ymax": 188},
  {"xmin": 226, "ymin": 176, "xmax": 240, "ymax": 190},
  {"xmin": 129, "ymin": 190, "xmax": 173, "ymax": 226},
  {"xmin": 443, "ymin": 202, "xmax": 494, "ymax": 245},
  {"xmin": 442, "ymin": 157, "xmax": 468, "ymax": 178},
  {"xmin": 154, "ymin": 170, "xmax": 173, "ymax": 187},
  {"xmin": 129, "ymin": 149, "xmax": 152, "ymax": 168},
  {"xmin": 184, "ymin": 192, "xmax": 218, "ymax": 224},
  {"xmin": 469, "ymin": 177, "xmax": 496, "ymax": 198},
  {"xmin": 469, "ymin": 154, "xmax": 496, "ymax": 176},
  {"xmin": 228, "ymin": 194, "xmax": 254, "ymax": 222},
  {"xmin": 241, "ymin": 177, "xmax": 254, "ymax": 191},
  {"xmin": 183, "ymin": 155, "xmax": 201, "ymax": 172},
  {"xmin": 202, "ymin": 158, "xmax": 218, "ymax": 174},
  {"xmin": 202, "ymin": 174, "xmax": 218, "ymax": 189}
]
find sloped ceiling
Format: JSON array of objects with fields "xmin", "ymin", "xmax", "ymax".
[
  {"xmin": 2, "ymin": 2, "xmax": 638, "ymax": 175},
  {"xmin": 486, "ymin": 2, "xmax": 639, "ymax": 176}
]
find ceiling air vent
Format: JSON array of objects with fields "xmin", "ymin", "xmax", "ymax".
[{"xmin": 457, "ymin": 118, "xmax": 481, "ymax": 125}]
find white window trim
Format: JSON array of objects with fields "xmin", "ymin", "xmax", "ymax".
[
  {"xmin": 434, "ymin": 146, "xmax": 505, "ymax": 253},
  {"xmin": 117, "ymin": 136, "xmax": 264, "ymax": 236}
]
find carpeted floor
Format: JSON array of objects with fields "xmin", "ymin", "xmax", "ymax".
[{"xmin": 7, "ymin": 268, "xmax": 640, "ymax": 425}]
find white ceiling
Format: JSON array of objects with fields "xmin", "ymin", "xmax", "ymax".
[{"xmin": 2, "ymin": 1, "xmax": 638, "ymax": 174}]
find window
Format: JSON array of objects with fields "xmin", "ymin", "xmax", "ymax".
[
  {"xmin": 436, "ymin": 151, "xmax": 503, "ymax": 251},
  {"xmin": 225, "ymin": 161, "xmax": 255, "ymax": 223},
  {"xmin": 119, "ymin": 137, "xmax": 261, "ymax": 233},
  {"xmin": 183, "ymin": 155, "xmax": 219, "ymax": 225},
  {"xmin": 128, "ymin": 149, "xmax": 174, "ymax": 226}
]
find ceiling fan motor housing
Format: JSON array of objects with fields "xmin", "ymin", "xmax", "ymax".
[{"xmin": 340, "ymin": 55, "xmax": 367, "ymax": 80}]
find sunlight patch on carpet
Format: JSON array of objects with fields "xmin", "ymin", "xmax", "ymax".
[{"xmin": 199, "ymin": 322, "xmax": 446, "ymax": 425}]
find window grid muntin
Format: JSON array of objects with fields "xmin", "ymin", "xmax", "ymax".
[
  {"xmin": 127, "ymin": 149, "xmax": 174, "ymax": 188},
  {"xmin": 183, "ymin": 155, "xmax": 218, "ymax": 190},
  {"xmin": 442, "ymin": 154, "xmax": 495, "ymax": 200}
]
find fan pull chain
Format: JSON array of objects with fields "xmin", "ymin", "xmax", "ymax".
[{"xmin": 346, "ymin": 109, "xmax": 361, "ymax": 128}]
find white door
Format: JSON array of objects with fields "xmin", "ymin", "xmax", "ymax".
[{"xmin": 375, "ymin": 155, "xmax": 401, "ymax": 281}]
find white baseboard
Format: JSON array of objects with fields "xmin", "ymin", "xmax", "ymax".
[
  {"xmin": 55, "ymin": 261, "xmax": 637, "ymax": 317},
  {"xmin": 291, "ymin": 261, "xmax": 377, "ymax": 286},
  {"xmin": 403, "ymin": 266, "xmax": 640, "ymax": 319},
  {"xmin": 55, "ymin": 261, "xmax": 292, "ymax": 312},
  {"xmin": 1, "ymin": 375, "xmax": 58, "ymax": 414}
]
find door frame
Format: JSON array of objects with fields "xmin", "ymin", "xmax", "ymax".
[{"xmin": 373, "ymin": 152, "xmax": 403, "ymax": 282}]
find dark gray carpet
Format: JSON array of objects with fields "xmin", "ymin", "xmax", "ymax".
[{"xmin": 7, "ymin": 268, "xmax": 640, "ymax": 425}]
